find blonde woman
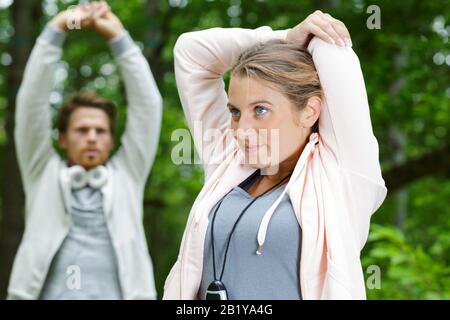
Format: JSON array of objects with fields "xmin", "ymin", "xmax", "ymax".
[{"xmin": 164, "ymin": 10, "xmax": 387, "ymax": 300}]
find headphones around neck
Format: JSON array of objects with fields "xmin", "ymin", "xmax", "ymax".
[{"xmin": 68, "ymin": 165, "xmax": 108, "ymax": 190}]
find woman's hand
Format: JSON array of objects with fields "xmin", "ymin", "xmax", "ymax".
[{"xmin": 286, "ymin": 10, "xmax": 352, "ymax": 48}]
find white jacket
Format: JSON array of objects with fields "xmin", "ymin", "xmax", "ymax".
[{"xmin": 8, "ymin": 25, "xmax": 163, "ymax": 300}]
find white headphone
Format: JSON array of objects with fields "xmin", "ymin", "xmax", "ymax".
[{"xmin": 68, "ymin": 165, "xmax": 108, "ymax": 190}]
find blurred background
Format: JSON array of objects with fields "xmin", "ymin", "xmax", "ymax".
[{"xmin": 0, "ymin": 0, "xmax": 448, "ymax": 299}]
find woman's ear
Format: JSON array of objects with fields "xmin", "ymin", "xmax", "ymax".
[{"xmin": 300, "ymin": 96, "xmax": 322, "ymax": 128}]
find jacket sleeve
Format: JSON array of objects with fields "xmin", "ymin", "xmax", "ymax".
[
  {"xmin": 307, "ymin": 37, "xmax": 385, "ymax": 184},
  {"xmin": 14, "ymin": 25, "xmax": 64, "ymax": 187},
  {"xmin": 307, "ymin": 37, "xmax": 387, "ymax": 250},
  {"xmin": 173, "ymin": 27, "xmax": 289, "ymax": 180},
  {"xmin": 109, "ymin": 32, "xmax": 163, "ymax": 186}
]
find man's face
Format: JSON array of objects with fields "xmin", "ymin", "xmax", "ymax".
[{"xmin": 58, "ymin": 107, "xmax": 114, "ymax": 169}]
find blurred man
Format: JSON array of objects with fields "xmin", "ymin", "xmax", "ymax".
[{"xmin": 8, "ymin": 2, "xmax": 162, "ymax": 299}]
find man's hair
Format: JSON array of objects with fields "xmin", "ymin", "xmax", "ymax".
[{"xmin": 57, "ymin": 91, "xmax": 117, "ymax": 135}]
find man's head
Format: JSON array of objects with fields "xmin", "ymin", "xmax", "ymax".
[{"xmin": 57, "ymin": 91, "xmax": 116, "ymax": 169}]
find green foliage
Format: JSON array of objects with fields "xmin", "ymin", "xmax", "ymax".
[
  {"xmin": 363, "ymin": 223, "xmax": 450, "ymax": 299},
  {"xmin": 0, "ymin": 0, "xmax": 448, "ymax": 299}
]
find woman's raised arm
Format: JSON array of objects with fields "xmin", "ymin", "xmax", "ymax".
[
  {"xmin": 173, "ymin": 27, "xmax": 288, "ymax": 178},
  {"xmin": 307, "ymin": 37, "xmax": 384, "ymax": 184}
]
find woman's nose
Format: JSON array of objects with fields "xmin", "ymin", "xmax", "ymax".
[{"xmin": 236, "ymin": 113, "xmax": 256, "ymax": 132}]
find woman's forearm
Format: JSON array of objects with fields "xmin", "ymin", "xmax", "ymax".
[{"xmin": 174, "ymin": 27, "xmax": 289, "ymax": 76}]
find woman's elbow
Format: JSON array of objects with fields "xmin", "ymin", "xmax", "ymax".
[{"xmin": 173, "ymin": 32, "xmax": 198, "ymax": 59}]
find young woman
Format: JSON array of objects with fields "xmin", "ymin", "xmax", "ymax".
[{"xmin": 164, "ymin": 10, "xmax": 387, "ymax": 300}]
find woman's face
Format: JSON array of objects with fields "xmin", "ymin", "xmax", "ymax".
[{"xmin": 227, "ymin": 75, "xmax": 320, "ymax": 171}]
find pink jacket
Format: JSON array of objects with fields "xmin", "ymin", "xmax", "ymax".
[{"xmin": 163, "ymin": 27, "xmax": 387, "ymax": 300}]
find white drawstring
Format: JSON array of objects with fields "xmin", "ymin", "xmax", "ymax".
[
  {"xmin": 192, "ymin": 132, "xmax": 319, "ymax": 254},
  {"xmin": 256, "ymin": 132, "xmax": 318, "ymax": 255}
]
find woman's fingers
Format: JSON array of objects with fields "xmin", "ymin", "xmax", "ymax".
[
  {"xmin": 310, "ymin": 15, "xmax": 343, "ymax": 45},
  {"xmin": 304, "ymin": 23, "xmax": 336, "ymax": 45},
  {"xmin": 323, "ymin": 13, "xmax": 352, "ymax": 46},
  {"xmin": 305, "ymin": 10, "xmax": 352, "ymax": 47}
]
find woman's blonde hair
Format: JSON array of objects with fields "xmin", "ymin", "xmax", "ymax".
[{"xmin": 231, "ymin": 39, "xmax": 322, "ymax": 121}]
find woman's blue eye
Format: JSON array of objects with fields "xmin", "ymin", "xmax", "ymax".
[
  {"xmin": 255, "ymin": 106, "xmax": 268, "ymax": 116},
  {"xmin": 230, "ymin": 108, "xmax": 241, "ymax": 117}
]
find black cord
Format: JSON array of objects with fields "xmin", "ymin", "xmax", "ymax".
[{"xmin": 210, "ymin": 171, "xmax": 293, "ymax": 282}]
